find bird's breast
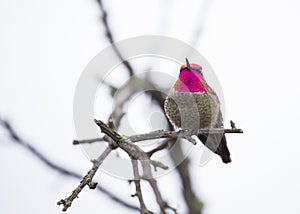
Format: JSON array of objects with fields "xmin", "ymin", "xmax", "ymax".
[{"xmin": 164, "ymin": 90, "xmax": 222, "ymax": 129}]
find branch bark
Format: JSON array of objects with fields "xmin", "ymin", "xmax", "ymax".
[
  {"xmin": 74, "ymin": 126, "xmax": 243, "ymax": 146},
  {"xmin": 131, "ymin": 159, "xmax": 153, "ymax": 214},
  {"xmin": 57, "ymin": 146, "xmax": 112, "ymax": 211},
  {"xmin": 0, "ymin": 118, "xmax": 139, "ymax": 212},
  {"xmin": 95, "ymin": 119, "xmax": 177, "ymax": 213}
]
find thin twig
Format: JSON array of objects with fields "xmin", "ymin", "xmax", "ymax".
[
  {"xmin": 131, "ymin": 159, "xmax": 153, "ymax": 214},
  {"xmin": 57, "ymin": 146, "xmax": 112, "ymax": 211},
  {"xmin": 147, "ymin": 139, "xmax": 172, "ymax": 157},
  {"xmin": 0, "ymin": 118, "xmax": 81, "ymax": 176},
  {"xmin": 0, "ymin": 118, "xmax": 139, "ymax": 211},
  {"xmin": 96, "ymin": 0, "xmax": 134, "ymax": 77},
  {"xmin": 147, "ymin": 178, "xmax": 177, "ymax": 214},
  {"xmin": 150, "ymin": 160, "xmax": 169, "ymax": 171},
  {"xmin": 73, "ymin": 137, "xmax": 103, "ymax": 145}
]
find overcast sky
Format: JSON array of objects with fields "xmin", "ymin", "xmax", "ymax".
[{"xmin": 1, "ymin": 0, "xmax": 300, "ymax": 213}]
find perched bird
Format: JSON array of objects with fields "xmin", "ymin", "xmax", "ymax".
[{"xmin": 164, "ymin": 58, "xmax": 231, "ymax": 163}]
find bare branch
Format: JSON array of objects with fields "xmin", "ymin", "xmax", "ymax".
[
  {"xmin": 109, "ymin": 77, "xmax": 163, "ymax": 129},
  {"xmin": 0, "ymin": 118, "xmax": 139, "ymax": 211},
  {"xmin": 73, "ymin": 137, "xmax": 104, "ymax": 145},
  {"xmin": 169, "ymin": 139, "xmax": 203, "ymax": 213},
  {"xmin": 147, "ymin": 178, "xmax": 177, "ymax": 214},
  {"xmin": 130, "ymin": 128, "xmax": 243, "ymax": 142},
  {"xmin": 95, "ymin": 119, "xmax": 177, "ymax": 213},
  {"xmin": 57, "ymin": 146, "xmax": 112, "ymax": 211},
  {"xmin": 147, "ymin": 139, "xmax": 172, "ymax": 157},
  {"xmin": 96, "ymin": 0, "xmax": 134, "ymax": 77},
  {"xmin": 0, "ymin": 118, "xmax": 79, "ymax": 176},
  {"xmin": 150, "ymin": 160, "xmax": 169, "ymax": 171},
  {"xmin": 131, "ymin": 159, "xmax": 153, "ymax": 214},
  {"xmin": 74, "ymin": 126, "xmax": 243, "ymax": 146}
]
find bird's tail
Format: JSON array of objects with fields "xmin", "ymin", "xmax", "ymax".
[{"xmin": 198, "ymin": 134, "xmax": 231, "ymax": 164}]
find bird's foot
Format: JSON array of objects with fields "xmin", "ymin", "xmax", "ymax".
[{"xmin": 178, "ymin": 129, "xmax": 198, "ymax": 145}]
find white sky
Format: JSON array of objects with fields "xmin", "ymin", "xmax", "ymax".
[{"xmin": 1, "ymin": 0, "xmax": 300, "ymax": 213}]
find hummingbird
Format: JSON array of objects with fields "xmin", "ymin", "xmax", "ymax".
[{"xmin": 164, "ymin": 58, "xmax": 231, "ymax": 163}]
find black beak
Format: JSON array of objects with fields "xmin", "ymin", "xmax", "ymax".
[{"xmin": 185, "ymin": 58, "xmax": 192, "ymax": 70}]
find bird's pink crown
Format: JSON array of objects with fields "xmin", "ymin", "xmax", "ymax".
[{"xmin": 174, "ymin": 68, "xmax": 208, "ymax": 93}]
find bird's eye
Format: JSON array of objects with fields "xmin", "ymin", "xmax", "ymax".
[{"xmin": 195, "ymin": 69, "xmax": 202, "ymax": 74}]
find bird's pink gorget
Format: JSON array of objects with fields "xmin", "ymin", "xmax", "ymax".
[{"xmin": 173, "ymin": 69, "xmax": 209, "ymax": 93}]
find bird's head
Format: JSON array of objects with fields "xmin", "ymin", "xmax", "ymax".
[{"xmin": 174, "ymin": 58, "xmax": 209, "ymax": 93}]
